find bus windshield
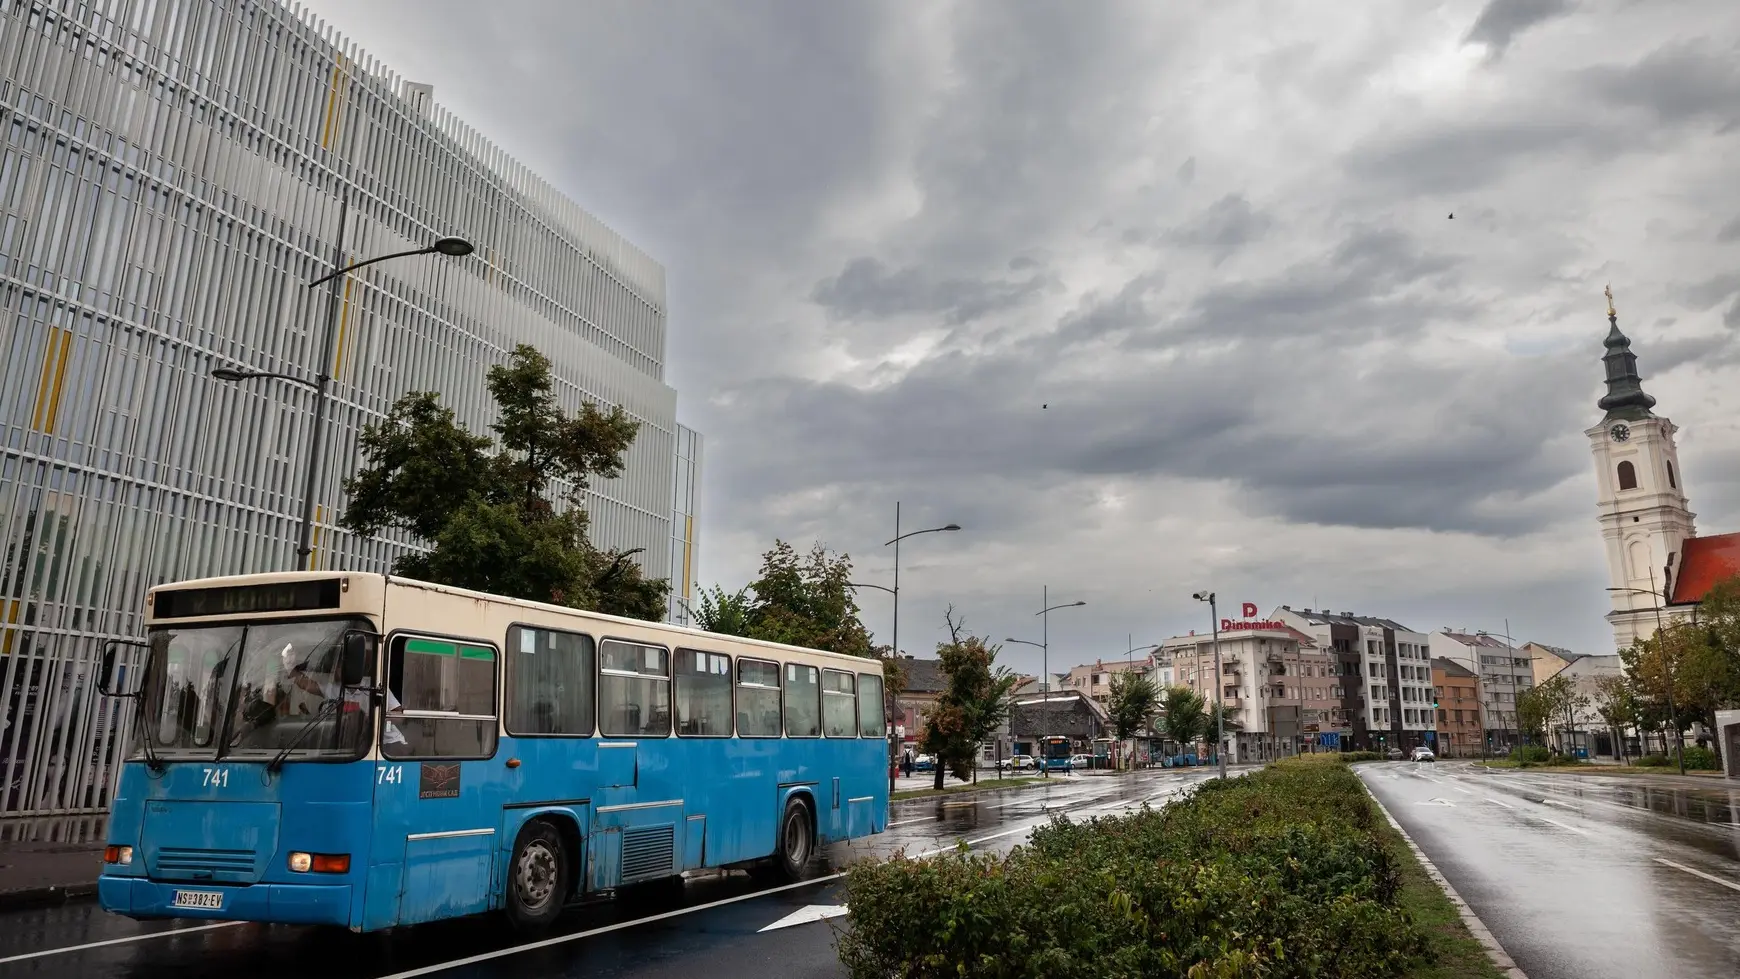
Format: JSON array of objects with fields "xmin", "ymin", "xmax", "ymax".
[
  {"xmin": 139, "ymin": 617, "xmax": 374, "ymax": 761},
  {"xmin": 1041, "ymin": 738, "xmax": 1071, "ymax": 760}
]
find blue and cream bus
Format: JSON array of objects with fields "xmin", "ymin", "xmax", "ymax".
[{"xmin": 94, "ymin": 572, "xmax": 889, "ymax": 932}]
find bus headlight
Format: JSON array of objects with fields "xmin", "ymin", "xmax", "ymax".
[
  {"xmin": 104, "ymin": 845, "xmax": 133, "ymax": 865},
  {"xmin": 288, "ymin": 852, "xmax": 350, "ymax": 873}
]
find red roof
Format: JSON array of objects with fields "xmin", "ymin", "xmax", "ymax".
[{"xmin": 1670, "ymin": 532, "xmax": 1740, "ymax": 605}]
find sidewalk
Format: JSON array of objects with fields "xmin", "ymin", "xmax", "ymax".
[{"xmin": 0, "ymin": 816, "xmax": 107, "ymax": 912}]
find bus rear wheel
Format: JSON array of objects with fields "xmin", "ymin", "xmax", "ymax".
[
  {"xmin": 771, "ymin": 798, "xmax": 814, "ymax": 882},
  {"xmin": 506, "ymin": 821, "xmax": 568, "ymax": 932}
]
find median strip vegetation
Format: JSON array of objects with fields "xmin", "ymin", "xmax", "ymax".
[{"xmin": 841, "ymin": 755, "xmax": 1502, "ymax": 978}]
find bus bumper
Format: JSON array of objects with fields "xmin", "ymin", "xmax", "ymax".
[{"xmin": 98, "ymin": 875, "xmax": 353, "ymax": 927}]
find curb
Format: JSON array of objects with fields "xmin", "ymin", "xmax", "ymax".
[
  {"xmin": 1360, "ymin": 779, "xmax": 1529, "ymax": 979},
  {"xmin": 0, "ymin": 882, "xmax": 99, "ymax": 913}
]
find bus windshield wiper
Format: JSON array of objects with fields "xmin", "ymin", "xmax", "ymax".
[{"xmin": 266, "ymin": 698, "xmax": 342, "ymax": 774}]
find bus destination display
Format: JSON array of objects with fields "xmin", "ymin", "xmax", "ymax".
[{"xmin": 153, "ymin": 579, "xmax": 342, "ymax": 619}]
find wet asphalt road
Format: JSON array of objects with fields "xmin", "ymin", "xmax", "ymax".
[
  {"xmin": 0, "ymin": 768, "xmax": 1217, "ymax": 979},
  {"xmin": 1361, "ymin": 761, "xmax": 1740, "ymax": 979}
]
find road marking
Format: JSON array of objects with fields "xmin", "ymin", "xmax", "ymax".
[
  {"xmin": 0, "ymin": 921, "xmax": 248, "ymax": 965},
  {"xmin": 1654, "ymin": 858, "xmax": 1740, "ymax": 894},
  {"xmin": 1417, "ymin": 798, "xmax": 1456, "ymax": 807},
  {"xmin": 1453, "ymin": 787, "xmax": 1473, "ymax": 795},
  {"xmin": 1542, "ymin": 799, "xmax": 1579, "ymax": 810},
  {"xmin": 1534, "ymin": 817, "xmax": 1588, "ymax": 835},
  {"xmin": 887, "ymin": 816, "xmax": 937, "ymax": 827},
  {"xmin": 1485, "ymin": 798, "xmax": 1515, "ymax": 809},
  {"xmin": 758, "ymin": 904, "xmax": 849, "ymax": 932}
]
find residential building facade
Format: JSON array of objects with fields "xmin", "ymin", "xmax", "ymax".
[
  {"xmin": 1058, "ymin": 657, "xmax": 1149, "ymax": 705},
  {"xmin": 1524, "ymin": 641, "xmax": 1584, "ymax": 685},
  {"xmin": 1431, "ymin": 657, "xmax": 1484, "ymax": 758},
  {"xmin": 1540, "ymin": 654, "xmax": 1625, "ymax": 759},
  {"xmin": 1430, "ymin": 632, "xmax": 1532, "ymax": 752},
  {"xmin": 1160, "ymin": 620, "xmax": 1338, "ymax": 764},
  {"xmin": 1273, "ymin": 607, "xmax": 1437, "ymax": 752},
  {"xmin": 0, "ymin": 0, "xmax": 698, "ymax": 817}
]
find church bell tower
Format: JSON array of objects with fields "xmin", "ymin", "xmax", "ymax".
[{"xmin": 1585, "ymin": 287, "xmax": 1696, "ymax": 650}]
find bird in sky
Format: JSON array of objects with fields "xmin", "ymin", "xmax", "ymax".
[
  {"xmin": 1042, "ymin": 404, "xmax": 1049, "ymax": 409},
  {"xmin": 1448, "ymin": 213, "xmax": 1454, "ymax": 219}
]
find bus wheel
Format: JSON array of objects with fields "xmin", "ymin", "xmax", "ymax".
[
  {"xmin": 773, "ymin": 798, "xmax": 814, "ymax": 881},
  {"xmin": 506, "ymin": 821, "xmax": 568, "ymax": 932}
]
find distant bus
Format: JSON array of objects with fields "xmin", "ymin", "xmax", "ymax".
[
  {"xmin": 1037, "ymin": 736, "xmax": 1073, "ymax": 772},
  {"xmin": 95, "ymin": 572, "xmax": 889, "ymax": 932}
]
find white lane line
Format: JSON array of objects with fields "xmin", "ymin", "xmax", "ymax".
[
  {"xmin": 1453, "ymin": 787, "xmax": 1474, "ymax": 795},
  {"xmin": 0, "ymin": 921, "xmax": 248, "ymax": 965},
  {"xmin": 1542, "ymin": 799, "xmax": 1579, "ymax": 810},
  {"xmin": 887, "ymin": 816, "xmax": 937, "ymax": 827},
  {"xmin": 1534, "ymin": 817, "xmax": 1588, "ymax": 836},
  {"xmin": 1654, "ymin": 858, "xmax": 1740, "ymax": 894},
  {"xmin": 1485, "ymin": 798, "xmax": 1515, "ymax": 809}
]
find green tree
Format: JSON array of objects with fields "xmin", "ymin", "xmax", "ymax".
[
  {"xmin": 1158, "ymin": 685, "xmax": 1206, "ymax": 753},
  {"xmin": 1592, "ymin": 673, "xmax": 1638, "ymax": 761},
  {"xmin": 1105, "ymin": 671, "xmax": 1159, "ymax": 750},
  {"xmin": 919, "ymin": 609, "xmax": 1019, "ymax": 789},
  {"xmin": 690, "ymin": 541, "xmax": 874, "ymax": 657},
  {"xmin": 1517, "ymin": 674, "xmax": 1571, "ymax": 745},
  {"xmin": 1619, "ymin": 613, "xmax": 1739, "ymax": 759},
  {"xmin": 341, "ymin": 344, "xmax": 668, "ymax": 618}
]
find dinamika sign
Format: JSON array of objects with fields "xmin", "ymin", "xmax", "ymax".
[{"xmin": 1221, "ymin": 602, "xmax": 1284, "ymax": 633}]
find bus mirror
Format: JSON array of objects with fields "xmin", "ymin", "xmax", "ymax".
[
  {"xmin": 98, "ymin": 641, "xmax": 146, "ymax": 698},
  {"xmin": 340, "ymin": 633, "xmax": 375, "ymax": 688}
]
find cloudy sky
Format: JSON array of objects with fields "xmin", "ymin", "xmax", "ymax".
[{"xmin": 303, "ymin": 0, "xmax": 1740, "ymax": 672}]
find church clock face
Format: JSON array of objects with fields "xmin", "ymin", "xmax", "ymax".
[{"xmin": 1609, "ymin": 423, "xmax": 1631, "ymax": 443}]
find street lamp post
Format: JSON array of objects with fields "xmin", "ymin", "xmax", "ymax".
[
  {"xmin": 1010, "ymin": 590, "xmax": 1087, "ymax": 777},
  {"xmin": 1607, "ymin": 577, "xmax": 1686, "ymax": 776},
  {"xmin": 878, "ymin": 504, "xmax": 960, "ymax": 795},
  {"xmin": 1193, "ymin": 591, "xmax": 1227, "ymax": 779},
  {"xmin": 212, "ymin": 193, "xmax": 473, "ymax": 569}
]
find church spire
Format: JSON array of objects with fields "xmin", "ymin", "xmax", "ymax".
[{"xmin": 1598, "ymin": 284, "xmax": 1657, "ymax": 420}]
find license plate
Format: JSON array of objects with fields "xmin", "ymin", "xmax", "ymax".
[{"xmin": 171, "ymin": 889, "xmax": 224, "ymax": 910}]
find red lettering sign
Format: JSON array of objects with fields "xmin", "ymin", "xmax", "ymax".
[
  {"xmin": 1241, "ymin": 602, "xmax": 1258, "ymax": 618},
  {"xmin": 1220, "ymin": 619, "xmax": 1286, "ymax": 632}
]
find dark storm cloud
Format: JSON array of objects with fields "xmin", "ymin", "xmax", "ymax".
[
  {"xmin": 1464, "ymin": 0, "xmax": 1572, "ymax": 56},
  {"xmin": 1578, "ymin": 39, "xmax": 1740, "ymax": 128},
  {"xmin": 810, "ymin": 257, "xmax": 1054, "ymax": 324},
  {"xmin": 1166, "ymin": 194, "xmax": 1274, "ymax": 265},
  {"xmin": 304, "ymin": 0, "xmax": 1740, "ymax": 659}
]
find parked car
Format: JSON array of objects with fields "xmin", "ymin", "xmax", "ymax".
[
  {"xmin": 1386, "ymin": 748, "xmax": 1405, "ymax": 761},
  {"xmin": 999, "ymin": 754, "xmax": 1035, "ymax": 771},
  {"xmin": 1410, "ymin": 747, "xmax": 1435, "ymax": 763},
  {"xmin": 912, "ymin": 753, "xmax": 935, "ymax": 772},
  {"xmin": 1070, "ymin": 754, "xmax": 1092, "ymax": 771}
]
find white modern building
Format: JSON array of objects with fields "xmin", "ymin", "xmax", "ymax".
[
  {"xmin": 1273, "ymin": 608, "xmax": 1436, "ymax": 753},
  {"xmin": 0, "ymin": 0, "xmax": 699, "ymax": 817}
]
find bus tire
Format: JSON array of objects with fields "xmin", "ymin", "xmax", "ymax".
[
  {"xmin": 505, "ymin": 820, "xmax": 568, "ymax": 932},
  {"xmin": 771, "ymin": 797, "xmax": 814, "ymax": 882}
]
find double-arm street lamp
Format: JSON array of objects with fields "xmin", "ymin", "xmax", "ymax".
[
  {"xmin": 212, "ymin": 193, "xmax": 474, "ymax": 569},
  {"xmin": 859, "ymin": 503, "xmax": 960, "ymax": 794},
  {"xmin": 1192, "ymin": 591, "xmax": 1228, "ymax": 779},
  {"xmin": 1606, "ymin": 580, "xmax": 1686, "ymax": 775},
  {"xmin": 1005, "ymin": 588, "xmax": 1086, "ymax": 778}
]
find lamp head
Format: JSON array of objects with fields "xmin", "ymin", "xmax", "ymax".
[
  {"xmin": 1192, "ymin": 591, "xmax": 1210, "ymax": 602},
  {"xmin": 1072, "ymin": 600, "xmax": 1086, "ymax": 607},
  {"xmin": 942, "ymin": 523, "xmax": 961, "ymax": 531},
  {"xmin": 211, "ymin": 367, "xmax": 250, "ymax": 382},
  {"xmin": 432, "ymin": 236, "xmax": 474, "ymax": 257}
]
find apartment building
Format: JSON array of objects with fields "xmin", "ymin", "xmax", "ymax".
[
  {"xmin": 1431, "ymin": 658, "xmax": 1484, "ymax": 758},
  {"xmin": 1157, "ymin": 622, "xmax": 1337, "ymax": 764},
  {"xmin": 1058, "ymin": 658, "xmax": 1150, "ymax": 704},
  {"xmin": 1430, "ymin": 632, "xmax": 1533, "ymax": 752},
  {"xmin": 1273, "ymin": 607, "xmax": 1437, "ymax": 752}
]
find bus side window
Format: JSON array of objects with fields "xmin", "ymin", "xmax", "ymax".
[
  {"xmin": 599, "ymin": 640, "xmax": 670, "ymax": 738},
  {"xmin": 785, "ymin": 664, "xmax": 821, "ymax": 738},
  {"xmin": 506, "ymin": 626, "xmax": 595, "ymax": 737},
  {"xmin": 857, "ymin": 672, "xmax": 886, "ymax": 738},
  {"xmin": 736, "ymin": 659, "xmax": 781, "ymax": 738},
  {"xmin": 822, "ymin": 670, "xmax": 856, "ymax": 737},
  {"xmin": 381, "ymin": 635, "xmax": 498, "ymax": 759},
  {"xmin": 674, "ymin": 649, "xmax": 731, "ymax": 737}
]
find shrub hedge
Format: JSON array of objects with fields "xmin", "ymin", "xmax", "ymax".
[
  {"xmin": 840, "ymin": 757, "xmax": 1430, "ymax": 978},
  {"xmin": 1339, "ymin": 750, "xmax": 1385, "ymax": 762}
]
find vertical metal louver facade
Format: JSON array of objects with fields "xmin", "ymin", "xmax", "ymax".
[{"xmin": 0, "ymin": 0, "xmax": 695, "ymax": 816}]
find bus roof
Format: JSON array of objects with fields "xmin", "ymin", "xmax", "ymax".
[{"xmin": 147, "ymin": 570, "xmax": 882, "ymax": 671}]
